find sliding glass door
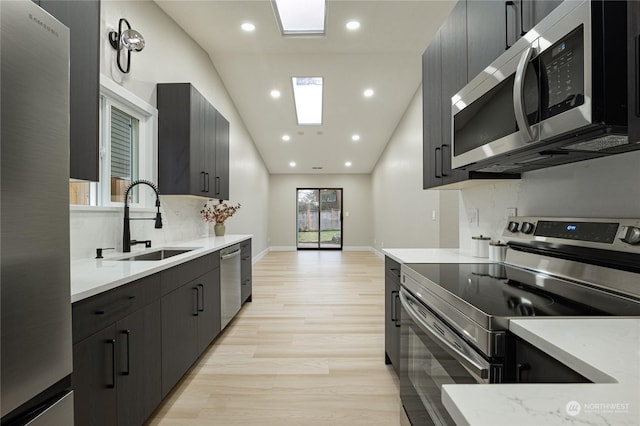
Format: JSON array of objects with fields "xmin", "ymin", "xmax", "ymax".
[{"xmin": 296, "ymin": 188, "xmax": 342, "ymax": 250}]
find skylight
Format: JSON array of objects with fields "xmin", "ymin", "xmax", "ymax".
[
  {"xmin": 292, "ymin": 77, "xmax": 323, "ymax": 125},
  {"xmin": 272, "ymin": 0, "xmax": 326, "ymax": 35}
]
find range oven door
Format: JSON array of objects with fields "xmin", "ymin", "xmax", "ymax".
[{"xmin": 399, "ymin": 288, "xmax": 500, "ymax": 426}]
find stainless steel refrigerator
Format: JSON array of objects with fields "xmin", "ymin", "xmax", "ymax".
[{"xmin": 1, "ymin": 1, "xmax": 74, "ymax": 424}]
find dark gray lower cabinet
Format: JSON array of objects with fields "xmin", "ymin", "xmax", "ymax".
[
  {"xmin": 73, "ymin": 242, "xmax": 251, "ymax": 423},
  {"xmin": 72, "ymin": 325, "xmax": 118, "ymax": 426},
  {"xmin": 72, "ymin": 274, "xmax": 161, "ymax": 426},
  {"xmin": 161, "ymin": 281, "xmax": 199, "ymax": 397},
  {"xmin": 384, "ymin": 256, "xmax": 401, "ymax": 375},
  {"xmin": 197, "ymin": 270, "xmax": 222, "ymax": 355},
  {"xmin": 241, "ymin": 239, "xmax": 252, "ymax": 304},
  {"xmin": 161, "ymin": 263, "xmax": 221, "ymax": 397},
  {"xmin": 116, "ymin": 301, "xmax": 162, "ymax": 426},
  {"xmin": 513, "ymin": 336, "xmax": 589, "ymax": 383}
]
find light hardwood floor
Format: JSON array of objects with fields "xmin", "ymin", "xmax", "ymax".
[{"xmin": 147, "ymin": 250, "xmax": 402, "ymax": 425}]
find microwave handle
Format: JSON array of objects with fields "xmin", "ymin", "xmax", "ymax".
[{"xmin": 513, "ymin": 45, "xmax": 535, "ymax": 143}]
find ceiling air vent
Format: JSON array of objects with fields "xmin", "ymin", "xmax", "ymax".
[{"xmin": 311, "ymin": 166, "xmax": 323, "ymax": 170}]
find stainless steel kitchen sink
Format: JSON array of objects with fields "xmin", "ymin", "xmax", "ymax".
[{"xmin": 118, "ymin": 248, "xmax": 199, "ymax": 261}]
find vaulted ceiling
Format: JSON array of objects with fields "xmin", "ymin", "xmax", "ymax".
[{"xmin": 155, "ymin": 0, "xmax": 455, "ymax": 174}]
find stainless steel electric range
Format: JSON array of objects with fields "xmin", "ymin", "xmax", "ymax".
[{"xmin": 399, "ymin": 217, "xmax": 640, "ymax": 426}]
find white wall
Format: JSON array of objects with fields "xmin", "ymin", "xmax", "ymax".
[
  {"xmin": 70, "ymin": 0, "xmax": 270, "ymax": 260},
  {"xmin": 268, "ymin": 174, "xmax": 372, "ymax": 249},
  {"xmin": 372, "ymin": 83, "xmax": 640, "ymax": 254},
  {"xmin": 371, "ymin": 87, "xmax": 459, "ymax": 253},
  {"xmin": 458, "ymin": 150, "xmax": 640, "ymax": 251}
]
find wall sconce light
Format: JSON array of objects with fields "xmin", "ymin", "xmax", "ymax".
[{"xmin": 108, "ymin": 18, "xmax": 145, "ymax": 74}]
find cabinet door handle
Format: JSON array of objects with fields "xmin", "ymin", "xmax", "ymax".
[
  {"xmin": 441, "ymin": 144, "xmax": 450, "ymax": 177},
  {"xmin": 394, "ymin": 291, "xmax": 402, "ymax": 327},
  {"xmin": 197, "ymin": 283, "xmax": 205, "ymax": 312},
  {"xmin": 122, "ymin": 330, "xmax": 131, "ymax": 376},
  {"xmin": 636, "ymin": 35, "xmax": 640, "ymax": 117},
  {"xmin": 505, "ymin": 1, "xmax": 515, "ymax": 49},
  {"xmin": 516, "ymin": 362, "xmax": 531, "ymax": 383},
  {"xmin": 519, "ymin": 0, "xmax": 526, "ymax": 36},
  {"xmin": 434, "ymin": 147, "xmax": 442, "ymax": 179},
  {"xmin": 193, "ymin": 287, "xmax": 200, "ymax": 316},
  {"xmin": 107, "ymin": 339, "xmax": 116, "ymax": 389},
  {"xmin": 201, "ymin": 171, "xmax": 206, "ymax": 192},
  {"xmin": 389, "ymin": 267, "xmax": 401, "ymax": 279},
  {"xmin": 205, "ymin": 173, "xmax": 211, "ymax": 193},
  {"xmin": 390, "ymin": 290, "xmax": 399, "ymax": 323},
  {"xmin": 215, "ymin": 176, "xmax": 220, "ymax": 195}
]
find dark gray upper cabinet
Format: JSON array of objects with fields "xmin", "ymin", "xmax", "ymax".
[
  {"xmin": 422, "ymin": 0, "xmax": 521, "ymax": 189},
  {"xmin": 214, "ymin": 110, "xmax": 230, "ymax": 200},
  {"xmin": 157, "ymin": 83, "xmax": 210, "ymax": 197},
  {"xmin": 439, "ymin": 0, "xmax": 470, "ymax": 186},
  {"xmin": 422, "ymin": 32, "xmax": 443, "ymax": 190},
  {"xmin": 467, "ymin": 0, "xmax": 561, "ymax": 82},
  {"xmin": 629, "ymin": 0, "xmax": 640, "ymax": 145},
  {"xmin": 158, "ymin": 83, "xmax": 230, "ymax": 199},
  {"xmin": 38, "ymin": 0, "xmax": 100, "ymax": 181},
  {"xmin": 521, "ymin": 0, "xmax": 563, "ymax": 35},
  {"xmin": 467, "ymin": 0, "xmax": 520, "ymax": 80}
]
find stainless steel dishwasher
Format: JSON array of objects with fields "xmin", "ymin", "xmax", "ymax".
[{"xmin": 220, "ymin": 244, "xmax": 241, "ymax": 329}]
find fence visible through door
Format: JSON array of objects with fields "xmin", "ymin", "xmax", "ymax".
[{"xmin": 296, "ymin": 188, "xmax": 342, "ymax": 250}]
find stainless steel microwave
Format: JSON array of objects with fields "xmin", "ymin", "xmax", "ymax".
[{"xmin": 451, "ymin": 0, "xmax": 631, "ymax": 173}]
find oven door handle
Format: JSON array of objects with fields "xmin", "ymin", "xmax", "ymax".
[{"xmin": 400, "ymin": 288, "xmax": 491, "ymax": 382}]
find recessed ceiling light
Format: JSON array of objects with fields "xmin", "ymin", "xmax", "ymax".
[
  {"xmin": 282, "ymin": 134, "xmax": 291, "ymax": 142},
  {"xmin": 241, "ymin": 22, "xmax": 256, "ymax": 32},
  {"xmin": 292, "ymin": 77, "xmax": 323, "ymax": 125},
  {"xmin": 346, "ymin": 20, "xmax": 360, "ymax": 30},
  {"xmin": 272, "ymin": 0, "xmax": 326, "ymax": 35},
  {"xmin": 351, "ymin": 134, "xmax": 360, "ymax": 141},
  {"xmin": 363, "ymin": 88, "xmax": 374, "ymax": 98},
  {"xmin": 289, "ymin": 161, "xmax": 296, "ymax": 167},
  {"xmin": 270, "ymin": 89, "xmax": 281, "ymax": 98},
  {"xmin": 345, "ymin": 161, "xmax": 352, "ymax": 167}
]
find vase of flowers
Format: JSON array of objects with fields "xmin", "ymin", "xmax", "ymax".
[{"xmin": 201, "ymin": 199, "xmax": 241, "ymax": 236}]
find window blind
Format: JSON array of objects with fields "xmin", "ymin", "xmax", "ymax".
[{"xmin": 111, "ymin": 107, "xmax": 135, "ymax": 179}]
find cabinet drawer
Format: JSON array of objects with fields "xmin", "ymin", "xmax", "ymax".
[
  {"xmin": 72, "ymin": 273, "xmax": 160, "ymax": 344},
  {"xmin": 160, "ymin": 252, "xmax": 219, "ymax": 295},
  {"xmin": 385, "ymin": 257, "xmax": 401, "ymax": 282}
]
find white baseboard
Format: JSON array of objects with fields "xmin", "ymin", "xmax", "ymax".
[
  {"xmin": 253, "ymin": 247, "xmax": 270, "ymax": 264},
  {"xmin": 372, "ymin": 248, "xmax": 385, "ymax": 258},
  {"xmin": 267, "ymin": 245, "xmax": 375, "ymax": 252},
  {"xmin": 342, "ymin": 246, "xmax": 374, "ymax": 252},
  {"xmin": 269, "ymin": 246, "xmax": 297, "ymax": 251}
]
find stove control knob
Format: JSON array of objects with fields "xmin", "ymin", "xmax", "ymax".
[
  {"xmin": 507, "ymin": 221, "xmax": 520, "ymax": 233},
  {"xmin": 620, "ymin": 226, "xmax": 640, "ymax": 245},
  {"xmin": 521, "ymin": 222, "xmax": 534, "ymax": 234}
]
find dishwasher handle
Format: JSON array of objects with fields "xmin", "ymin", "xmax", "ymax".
[{"xmin": 220, "ymin": 249, "xmax": 241, "ymax": 260}]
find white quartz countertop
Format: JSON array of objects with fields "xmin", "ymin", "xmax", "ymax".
[
  {"xmin": 442, "ymin": 318, "xmax": 640, "ymax": 426},
  {"xmin": 382, "ymin": 248, "xmax": 494, "ymax": 264},
  {"xmin": 71, "ymin": 234, "xmax": 252, "ymax": 303}
]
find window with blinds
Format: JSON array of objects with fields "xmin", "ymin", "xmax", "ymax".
[{"xmin": 110, "ymin": 106, "xmax": 139, "ymax": 203}]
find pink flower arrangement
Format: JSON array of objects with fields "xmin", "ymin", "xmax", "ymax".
[{"xmin": 201, "ymin": 200, "xmax": 241, "ymax": 224}]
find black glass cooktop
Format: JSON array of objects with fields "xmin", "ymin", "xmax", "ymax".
[{"xmin": 404, "ymin": 263, "xmax": 640, "ymax": 318}]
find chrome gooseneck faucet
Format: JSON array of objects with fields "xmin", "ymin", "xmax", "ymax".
[{"xmin": 123, "ymin": 179, "xmax": 162, "ymax": 252}]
